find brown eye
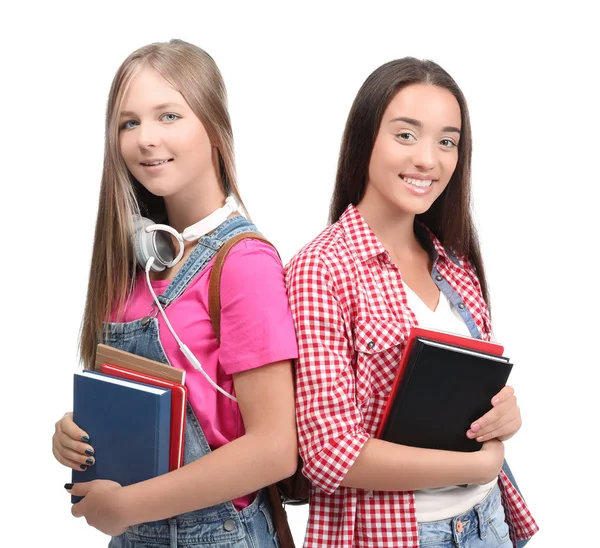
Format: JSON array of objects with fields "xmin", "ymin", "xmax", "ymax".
[{"xmin": 440, "ymin": 139, "xmax": 456, "ymax": 148}]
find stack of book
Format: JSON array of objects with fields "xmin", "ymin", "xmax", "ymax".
[
  {"xmin": 71, "ymin": 344, "xmax": 187, "ymax": 502},
  {"xmin": 376, "ymin": 326, "xmax": 513, "ymax": 452}
]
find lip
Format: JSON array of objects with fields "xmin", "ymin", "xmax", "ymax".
[{"xmin": 401, "ymin": 173, "xmax": 436, "ymax": 181}]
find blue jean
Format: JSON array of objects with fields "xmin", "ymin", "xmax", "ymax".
[
  {"xmin": 108, "ymin": 488, "xmax": 279, "ymax": 548},
  {"xmin": 418, "ymin": 484, "xmax": 511, "ymax": 547}
]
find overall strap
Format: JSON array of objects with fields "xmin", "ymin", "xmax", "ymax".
[{"xmin": 159, "ymin": 216, "xmax": 258, "ymax": 307}]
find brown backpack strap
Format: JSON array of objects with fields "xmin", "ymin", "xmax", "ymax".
[
  {"xmin": 208, "ymin": 232, "xmax": 272, "ymax": 343},
  {"xmin": 267, "ymin": 484, "xmax": 296, "ymax": 548},
  {"xmin": 208, "ymin": 232, "xmax": 296, "ymax": 547}
]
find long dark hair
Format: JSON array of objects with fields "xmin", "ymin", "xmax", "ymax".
[{"xmin": 329, "ymin": 57, "xmax": 489, "ymax": 305}]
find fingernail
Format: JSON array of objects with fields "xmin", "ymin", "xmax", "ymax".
[
  {"xmin": 64, "ymin": 483, "xmax": 73, "ymax": 490},
  {"xmin": 471, "ymin": 423, "xmax": 480, "ymax": 432},
  {"xmin": 492, "ymin": 397, "xmax": 500, "ymax": 405},
  {"xmin": 477, "ymin": 436, "xmax": 484, "ymax": 442},
  {"xmin": 81, "ymin": 436, "xmax": 90, "ymax": 443},
  {"xmin": 85, "ymin": 449, "xmax": 94, "ymax": 456},
  {"xmin": 80, "ymin": 465, "xmax": 87, "ymax": 471},
  {"xmin": 466, "ymin": 430, "xmax": 476, "ymax": 439},
  {"xmin": 85, "ymin": 458, "xmax": 94, "ymax": 465}
]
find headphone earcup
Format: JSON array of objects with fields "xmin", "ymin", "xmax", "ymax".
[{"xmin": 132, "ymin": 216, "xmax": 175, "ymax": 272}]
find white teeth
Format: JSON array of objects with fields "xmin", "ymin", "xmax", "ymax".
[
  {"xmin": 144, "ymin": 159, "xmax": 169, "ymax": 166},
  {"xmin": 402, "ymin": 176, "xmax": 433, "ymax": 188}
]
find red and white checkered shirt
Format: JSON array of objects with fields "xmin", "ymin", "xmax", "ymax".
[{"xmin": 285, "ymin": 205, "xmax": 538, "ymax": 547}]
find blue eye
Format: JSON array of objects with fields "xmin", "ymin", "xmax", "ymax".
[
  {"xmin": 161, "ymin": 113, "xmax": 180, "ymax": 122},
  {"xmin": 121, "ymin": 120, "xmax": 139, "ymax": 130}
]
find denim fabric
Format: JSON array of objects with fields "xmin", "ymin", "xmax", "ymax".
[
  {"xmin": 105, "ymin": 216, "xmax": 280, "ymax": 547},
  {"xmin": 108, "ymin": 489, "xmax": 279, "ymax": 548},
  {"xmin": 418, "ymin": 484, "xmax": 512, "ymax": 548}
]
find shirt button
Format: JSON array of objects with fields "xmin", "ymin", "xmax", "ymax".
[
  {"xmin": 367, "ymin": 341, "xmax": 375, "ymax": 349},
  {"xmin": 223, "ymin": 519, "xmax": 236, "ymax": 532},
  {"xmin": 435, "ymin": 274, "xmax": 443, "ymax": 281},
  {"xmin": 457, "ymin": 302, "xmax": 465, "ymax": 310}
]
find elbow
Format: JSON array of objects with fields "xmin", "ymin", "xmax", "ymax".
[
  {"xmin": 268, "ymin": 431, "xmax": 298, "ymax": 481},
  {"xmin": 296, "ymin": 428, "xmax": 371, "ymax": 494},
  {"xmin": 278, "ymin": 433, "xmax": 299, "ymax": 480},
  {"xmin": 285, "ymin": 438, "xmax": 299, "ymax": 477}
]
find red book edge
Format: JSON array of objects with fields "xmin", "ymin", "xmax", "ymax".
[
  {"xmin": 100, "ymin": 363, "xmax": 187, "ymax": 471},
  {"xmin": 375, "ymin": 327, "xmax": 505, "ymax": 439}
]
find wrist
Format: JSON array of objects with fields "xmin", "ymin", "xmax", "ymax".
[
  {"xmin": 470, "ymin": 442, "xmax": 504, "ymax": 485},
  {"xmin": 469, "ymin": 450, "xmax": 493, "ymax": 485},
  {"xmin": 114, "ymin": 485, "xmax": 136, "ymax": 529}
]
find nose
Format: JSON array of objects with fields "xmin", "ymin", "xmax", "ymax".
[
  {"xmin": 137, "ymin": 122, "xmax": 161, "ymax": 149},
  {"xmin": 412, "ymin": 140, "xmax": 436, "ymax": 171}
]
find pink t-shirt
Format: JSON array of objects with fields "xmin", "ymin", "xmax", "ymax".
[{"xmin": 112, "ymin": 239, "xmax": 298, "ymax": 509}]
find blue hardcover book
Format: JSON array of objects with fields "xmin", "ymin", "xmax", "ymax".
[{"xmin": 71, "ymin": 370, "xmax": 171, "ymax": 503}]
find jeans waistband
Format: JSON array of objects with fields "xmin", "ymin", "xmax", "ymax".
[{"xmin": 418, "ymin": 483, "xmax": 504, "ymax": 545}]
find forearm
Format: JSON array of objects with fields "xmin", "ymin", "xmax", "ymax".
[
  {"xmin": 340, "ymin": 438, "xmax": 487, "ymax": 491},
  {"xmin": 118, "ymin": 431, "xmax": 297, "ymax": 526}
]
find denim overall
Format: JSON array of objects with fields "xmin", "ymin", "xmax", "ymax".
[{"xmin": 105, "ymin": 216, "xmax": 280, "ymax": 548}]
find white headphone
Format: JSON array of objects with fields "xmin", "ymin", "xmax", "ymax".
[
  {"xmin": 133, "ymin": 195, "xmax": 239, "ymax": 272},
  {"xmin": 134, "ymin": 196, "xmax": 240, "ymax": 402}
]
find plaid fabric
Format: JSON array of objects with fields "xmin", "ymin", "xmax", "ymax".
[{"xmin": 285, "ymin": 205, "xmax": 538, "ymax": 547}]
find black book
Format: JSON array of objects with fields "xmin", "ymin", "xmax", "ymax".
[{"xmin": 377, "ymin": 336, "xmax": 513, "ymax": 452}]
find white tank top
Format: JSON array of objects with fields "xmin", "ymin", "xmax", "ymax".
[{"xmin": 401, "ymin": 281, "xmax": 497, "ymax": 523}]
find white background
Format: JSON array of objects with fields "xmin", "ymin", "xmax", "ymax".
[{"xmin": 1, "ymin": 1, "xmax": 597, "ymax": 546}]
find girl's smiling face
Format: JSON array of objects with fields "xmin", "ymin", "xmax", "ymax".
[
  {"xmin": 118, "ymin": 67, "xmax": 214, "ymax": 200},
  {"xmin": 363, "ymin": 83, "xmax": 462, "ymax": 216}
]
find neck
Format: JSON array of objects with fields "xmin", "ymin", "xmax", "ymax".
[
  {"xmin": 356, "ymin": 188, "xmax": 422, "ymax": 260},
  {"xmin": 164, "ymin": 177, "xmax": 227, "ymax": 234}
]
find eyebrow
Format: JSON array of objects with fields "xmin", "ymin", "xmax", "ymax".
[
  {"xmin": 389, "ymin": 116, "xmax": 461, "ymax": 134},
  {"xmin": 119, "ymin": 103, "xmax": 185, "ymax": 118}
]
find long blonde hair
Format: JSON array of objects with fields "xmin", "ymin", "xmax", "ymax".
[{"xmin": 80, "ymin": 39, "xmax": 246, "ymax": 369}]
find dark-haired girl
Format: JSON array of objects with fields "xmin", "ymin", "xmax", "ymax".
[{"xmin": 285, "ymin": 58, "xmax": 538, "ymax": 548}]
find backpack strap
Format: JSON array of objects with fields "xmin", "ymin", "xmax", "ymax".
[
  {"xmin": 267, "ymin": 484, "xmax": 296, "ymax": 548},
  {"xmin": 207, "ymin": 231, "xmax": 297, "ymax": 548},
  {"xmin": 208, "ymin": 232, "xmax": 272, "ymax": 342}
]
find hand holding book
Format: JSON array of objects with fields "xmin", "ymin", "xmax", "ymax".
[
  {"xmin": 70, "ymin": 370, "xmax": 172, "ymax": 503},
  {"xmin": 67, "ymin": 479, "xmax": 129, "ymax": 537},
  {"xmin": 52, "ymin": 412, "xmax": 95, "ymax": 471},
  {"xmin": 376, "ymin": 327, "xmax": 513, "ymax": 453},
  {"xmin": 466, "ymin": 384, "xmax": 521, "ymax": 443},
  {"xmin": 70, "ymin": 344, "xmax": 188, "ymax": 504}
]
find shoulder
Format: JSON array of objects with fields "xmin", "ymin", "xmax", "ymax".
[
  {"xmin": 215, "ymin": 237, "xmax": 299, "ymax": 373},
  {"xmin": 216, "ymin": 237, "xmax": 289, "ymax": 304},
  {"xmin": 220, "ymin": 237, "xmax": 282, "ymax": 275},
  {"xmin": 285, "ymin": 221, "xmax": 349, "ymax": 282}
]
